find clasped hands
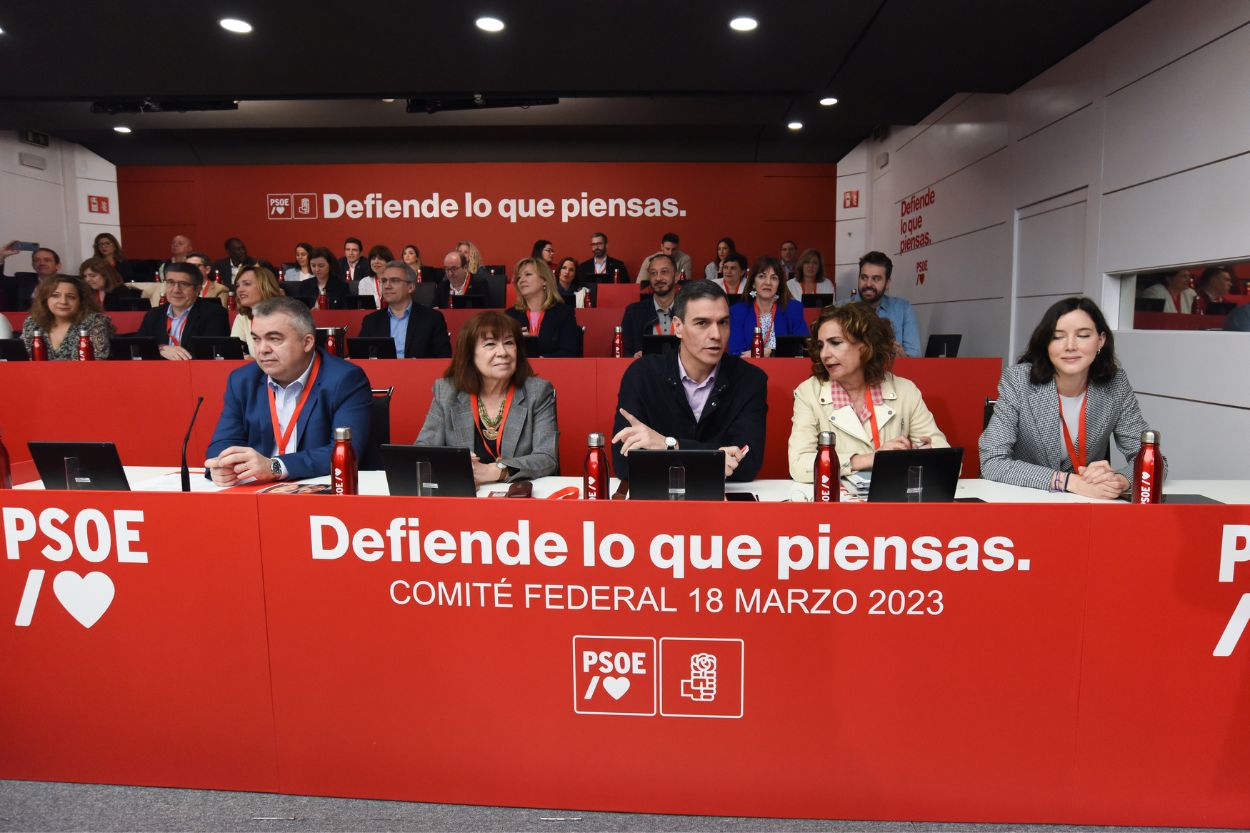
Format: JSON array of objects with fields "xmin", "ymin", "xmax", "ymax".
[
  {"xmin": 205, "ymin": 447, "xmax": 276, "ymax": 486},
  {"xmin": 1066, "ymin": 460, "xmax": 1129, "ymax": 500},
  {"xmin": 613, "ymin": 408, "xmax": 747, "ymax": 478},
  {"xmin": 848, "ymin": 435, "xmax": 934, "ymax": 471}
]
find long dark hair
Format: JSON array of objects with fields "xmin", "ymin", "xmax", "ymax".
[{"xmin": 1019, "ymin": 296, "xmax": 1117, "ymax": 385}]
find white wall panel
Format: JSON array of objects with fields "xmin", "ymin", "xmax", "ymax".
[
  {"xmin": 0, "ymin": 173, "xmax": 69, "ymax": 271},
  {"xmin": 1010, "ymin": 293, "xmax": 1077, "ymax": 360},
  {"xmin": 838, "ymin": 142, "xmax": 869, "ymax": 176},
  {"xmin": 882, "ymin": 95, "xmax": 1009, "ymax": 201},
  {"xmin": 891, "ymin": 223, "xmax": 1011, "ymax": 307},
  {"xmin": 1010, "ymin": 103, "xmax": 1100, "ymax": 211},
  {"xmin": 1017, "ymin": 200, "xmax": 1087, "ymax": 298},
  {"xmin": 0, "ymin": 133, "xmax": 64, "ymax": 186},
  {"xmin": 1010, "ymin": 41, "xmax": 1100, "ymax": 141},
  {"xmin": 912, "ymin": 297, "xmax": 1010, "ymax": 360},
  {"xmin": 890, "ymin": 149, "xmax": 1009, "ymax": 256},
  {"xmin": 1115, "ymin": 330, "xmax": 1250, "ymax": 409},
  {"xmin": 1100, "ymin": 152, "xmax": 1250, "ymax": 272},
  {"xmin": 1104, "ymin": 22, "xmax": 1250, "ymax": 193},
  {"xmin": 1129, "ymin": 395, "xmax": 1250, "ymax": 480},
  {"xmin": 835, "ymin": 172, "xmax": 867, "ymax": 222},
  {"xmin": 834, "ymin": 217, "xmax": 865, "ymax": 267},
  {"xmin": 71, "ymin": 145, "xmax": 117, "ymax": 182}
]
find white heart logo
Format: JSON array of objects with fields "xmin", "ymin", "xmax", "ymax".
[
  {"xmin": 52, "ymin": 571, "xmax": 115, "ymax": 628},
  {"xmin": 273, "ymin": 205, "xmax": 286, "ymax": 215},
  {"xmin": 602, "ymin": 676, "xmax": 631, "ymax": 700}
]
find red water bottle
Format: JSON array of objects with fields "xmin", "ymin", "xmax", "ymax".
[
  {"xmin": 228, "ymin": 293, "xmax": 238, "ymax": 312},
  {"xmin": 0, "ymin": 430, "xmax": 12, "ymax": 489},
  {"xmin": 77, "ymin": 328, "xmax": 94, "ymax": 361},
  {"xmin": 751, "ymin": 327, "xmax": 764, "ymax": 358},
  {"xmin": 155, "ymin": 269, "xmax": 166, "ymax": 304},
  {"xmin": 584, "ymin": 288, "xmax": 594, "ymax": 308},
  {"xmin": 316, "ymin": 292, "xmax": 328, "ymax": 310},
  {"xmin": 1132, "ymin": 429, "xmax": 1162, "ymax": 504},
  {"xmin": 677, "ymin": 269, "xmax": 686, "ymax": 282},
  {"xmin": 331, "ymin": 426, "xmax": 357, "ymax": 495},
  {"xmin": 814, "ymin": 431, "xmax": 839, "ymax": 502},
  {"xmin": 31, "ymin": 328, "xmax": 48, "ymax": 361},
  {"xmin": 417, "ymin": 267, "xmax": 423, "ymax": 282},
  {"xmin": 1193, "ymin": 294, "xmax": 1207, "ymax": 315},
  {"xmin": 213, "ymin": 268, "xmax": 222, "ymax": 284},
  {"xmin": 612, "ymin": 267, "xmax": 620, "ymax": 284},
  {"xmin": 584, "ymin": 432, "xmax": 610, "ymax": 500},
  {"xmin": 611, "ymin": 325, "xmax": 624, "ymax": 358}
]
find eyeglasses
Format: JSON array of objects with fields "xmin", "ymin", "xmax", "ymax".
[
  {"xmin": 377, "ymin": 278, "xmax": 411, "ymax": 286},
  {"xmin": 164, "ymin": 280, "xmax": 196, "ymax": 289},
  {"xmin": 445, "ymin": 265, "xmax": 463, "ymax": 273}
]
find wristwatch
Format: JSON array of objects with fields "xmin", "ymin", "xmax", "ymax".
[
  {"xmin": 270, "ymin": 457, "xmax": 283, "ymax": 479},
  {"xmin": 496, "ymin": 460, "xmax": 509, "ymax": 479},
  {"xmin": 664, "ymin": 436, "xmax": 678, "ymax": 450}
]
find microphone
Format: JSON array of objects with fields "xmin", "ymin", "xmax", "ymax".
[{"xmin": 181, "ymin": 396, "xmax": 205, "ymax": 493}]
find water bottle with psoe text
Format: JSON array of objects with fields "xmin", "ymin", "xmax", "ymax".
[
  {"xmin": 316, "ymin": 292, "xmax": 328, "ymax": 310},
  {"xmin": 331, "ymin": 426, "xmax": 357, "ymax": 496},
  {"xmin": 611, "ymin": 326, "xmax": 624, "ymax": 358},
  {"xmin": 813, "ymin": 431, "xmax": 839, "ymax": 503},
  {"xmin": 1132, "ymin": 429, "xmax": 1162, "ymax": 504},
  {"xmin": 77, "ymin": 328, "xmax": 93, "ymax": 361},
  {"xmin": 228, "ymin": 293, "xmax": 237, "ymax": 312},
  {"xmin": 751, "ymin": 327, "xmax": 764, "ymax": 358},
  {"xmin": 584, "ymin": 432, "xmax": 610, "ymax": 500},
  {"xmin": 31, "ymin": 329, "xmax": 48, "ymax": 361}
]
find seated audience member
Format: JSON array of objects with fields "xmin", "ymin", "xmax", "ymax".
[
  {"xmin": 555, "ymin": 256, "xmax": 591, "ymax": 307},
  {"xmin": 205, "ymin": 297, "xmax": 371, "ymax": 485},
  {"xmin": 358, "ymin": 261, "xmax": 452, "ymax": 359},
  {"xmin": 713, "ymin": 252, "xmax": 749, "ymax": 298},
  {"xmin": 355, "ymin": 244, "xmax": 395, "ymax": 308},
  {"xmin": 788, "ymin": 248, "xmax": 835, "ymax": 300},
  {"xmin": 212, "ymin": 237, "xmax": 267, "ymax": 288},
  {"xmin": 158, "ymin": 234, "xmax": 194, "ymax": 279},
  {"xmin": 979, "ymin": 296, "xmax": 1164, "ymax": 497},
  {"xmin": 1195, "ymin": 266, "xmax": 1233, "ymax": 309},
  {"xmin": 299, "ymin": 247, "xmax": 351, "ymax": 308},
  {"xmin": 636, "ymin": 232, "xmax": 694, "ymax": 282},
  {"xmin": 611, "ymin": 280, "xmax": 766, "ymax": 483},
  {"xmin": 619, "ymin": 253, "xmax": 679, "ymax": 357},
  {"xmin": 457, "ymin": 240, "xmax": 491, "ymax": 280},
  {"xmin": 788, "ymin": 303, "xmax": 947, "ymax": 481},
  {"xmin": 435, "ymin": 250, "xmax": 489, "ymax": 308},
  {"xmin": 1223, "ymin": 303, "xmax": 1250, "ymax": 332},
  {"xmin": 416, "ymin": 310, "xmax": 558, "ymax": 485},
  {"xmin": 857, "ymin": 251, "xmax": 920, "ymax": 357},
  {"xmin": 577, "ymin": 231, "xmax": 629, "ymax": 283},
  {"xmin": 186, "ymin": 251, "xmax": 233, "ymax": 307},
  {"xmin": 505, "ymin": 258, "xmax": 579, "ymax": 357},
  {"xmin": 283, "ymin": 242, "xmax": 314, "ymax": 283},
  {"xmin": 19, "ymin": 274, "xmax": 114, "ymax": 360},
  {"xmin": 79, "ymin": 258, "xmax": 141, "ymax": 311},
  {"xmin": 231, "ymin": 265, "xmax": 283, "ymax": 359},
  {"xmin": 401, "ymin": 244, "xmax": 423, "ymax": 280},
  {"xmin": 339, "ymin": 237, "xmax": 370, "ymax": 283},
  {"xmin": 136, "ymin": 262, "xmax": 231, "ymax": 360},
  {"xmin": 0, "ymin": 241, "xmax": 62, "ymax": 281},
  {"xmin": 1140, "ymin": 269, "xmax": 1195, "ymax": 313},
  {"xmin": 531, "ymin": 240, "xmax": 556, "ymax": 269},
  {"xmin": 703, "ymin": 237, "xmax": 736, "ymax": 281},
  {"xmin": 729, "ymin": 256, "xmax": 808, "ymax": 356},
  {"xmin": 91, "ymin": 232, "xmax": 135, "ymax": 280},
  {"xmin": 779, "ymin": 240, "xmax": 799, "ymax": 280}
]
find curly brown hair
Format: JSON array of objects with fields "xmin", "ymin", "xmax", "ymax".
[
  {"xmin": 30, "ymin": 275, "xmax": 101, "ymax": 332},
  {"xmin": 806, "ymin": 302, "xmax": 895, "ymax": 386}
]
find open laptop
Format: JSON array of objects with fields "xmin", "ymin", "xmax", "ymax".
[
  {"xmin": 109, "ymin": 336, "xmax": 162, "ymax": 360},
  {"xmin": 188, "ymin": 336, "xmax": 246, "ymax": 360},
  {"xmin": 866, "ymin": 447, "xmax": 963, "ymax": 503},
  {"xmin": 924, "ymin": 334, "xmax": 962, "ymax": 358},
  {"xmin": 801, "ymin": 293, "xmax": 834, "ymax": 308},
  {"xmin": 28, "ymin": 441, "xmax": 130, "ymax": 490},
  {"xmin": 640, "ymin": 334, "xmax": 680, "ymax": 356},
  {"xmin": 347, "ymin": 337, "xmax": 398, "ymax": 359},
  {"xmin": 0, "ymin": 339, "xmax": 29, "ymax": 361},
  {"xmin": 627, "ymin": 449, "xmax": 725, "ymax": 501},
  {"xmin": 381, "ymin": 444, "xmax": 476, "ymax": 497},
  {"xmin": 774, "ymin": 335, "xmax": 810, "ymax": 358}
]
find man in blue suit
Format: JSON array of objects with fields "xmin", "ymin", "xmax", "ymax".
[{"xmin": 205, "ymin": 296, "xmax": 371, "ymax": 485}]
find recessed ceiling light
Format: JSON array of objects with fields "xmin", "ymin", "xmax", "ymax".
[
  {"xmin": 382, "ymin": 98, "xmax": 396, "ymax": 103},
  {"xmin": 0, "ymin": 25, "xmax": 6, "ymax": 35},
  {"xmin": 787, "ymin": 121, "xmax": 803, "ymax": 131},
  {"xmin": 476, "ymin": 16, "xmax": 504, "ymax": 32},
  {"xmin": 219, "ymin": 18, "xmax": 252, "ymax": 34},
  {"xmin": 729, "ymin": 17, "xmax": 758, "ymax": 32},
  {"xmin": 819, "ymin": 97, "xmax": 838, "ymax": 106},
  {"xmin": 113, "ymin": 126, "xmax": 132, "ymax": 134}
]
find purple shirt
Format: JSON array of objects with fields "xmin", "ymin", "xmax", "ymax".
[{"xmin": 678, "ymin": 355, "xmax": 718, "ymax": 422}]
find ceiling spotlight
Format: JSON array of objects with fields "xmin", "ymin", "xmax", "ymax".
[
  {"xmin": 382, "ymin": 98, "xmax": 396, "ymax": 103},
  {"xmin": 729, "ymin": 17, "xmax": 758, "ymax": 32},
  {"xmin": 787, "ymin": 121, "xmax": 803, "ymax": 131},
  {"xmin": 476, "ymin": 16, "xmax": 505, "ymax": 32},
  {"xmin": 219, "ymin": 18, "xmax": 253, "ymax": 34},
  {"xmin": 0, "ymin": 25, "xmax": 6, "ymax": 35},
  {"xmin": 113, "ymin": 126, "xmax": 132, "ymax": 134},
  {"xmin": 819, "ymin": 97, "xmax": 838, "ymax": 106}
]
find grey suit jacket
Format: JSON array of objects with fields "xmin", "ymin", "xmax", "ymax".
[
  {"xmin": 979, "ymin": 363, "xmax": 1164, "ymax": 491},
  {"xmin": 415, "ymin": 376, "xmax": 559, "ymax": 480}
]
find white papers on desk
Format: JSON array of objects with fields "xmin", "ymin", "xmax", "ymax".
[
  {"xmin": 129, "ymin": 469, "xmax": 235, "ymax": 493},
  {"xmin": 844, "ymin": 471, "xmax": 871, "ymax": 498}
]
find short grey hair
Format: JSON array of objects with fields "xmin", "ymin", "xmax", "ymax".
[
  {"xmin": 383, "ymin": 260, "xmax": 417, "ymax": 283},
  {"xmin": 253, "ymin": 296, "xmax": 315, "ymax": 337}
]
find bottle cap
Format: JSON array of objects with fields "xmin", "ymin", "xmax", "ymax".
[
  {"xmin": 79, "ymin": 328, "xmax": 88, "ymax": 335},
  {"xmin": 754, "ymin": 327, "xmax": 762, "ymax": 334},
  {"xmin": 588, "ymin": 432, "xmax": 605, "ymax": 447},
  {"xmin": 818, "ymin": 431, "xmax": 835, "ymax": 447},
  {"xmin": 334, "ymin": 426, "xmax": 352, "ymax": 441},
  {"xmin": 1141, "ymin": 429, "xmax": 1160, "ymax": 445},
  {"xmin": 614, "ymin": 325, "xmax": 622, "ymax": 333}
]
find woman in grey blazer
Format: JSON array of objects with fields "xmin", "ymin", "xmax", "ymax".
[
  {"xmin": 979, "ymin": 297, "xmax": 1163, "ymax": 498},
  {"xmin": 416, "ymin": 310, "xmax": 559, "ymax": 485}
]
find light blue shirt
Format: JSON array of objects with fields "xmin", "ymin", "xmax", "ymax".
[
  {"xmin": 265, "ymin": 354, "xmax": 317, "ymax": 477},
  {"xmin": 165, "ymin": 301, "xmax": 193, "ymax": 345},
  {"xmin": 875, "ymin": 294, "xmax": 921, "ymax": 357},
  {"xmin": 387, "ymin": 303, "xmax": 412, "ymax": 358}
]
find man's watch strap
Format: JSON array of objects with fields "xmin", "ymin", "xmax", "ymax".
[
  {"xmin": 271, "ymin": 457, "xmax": 287, "ymax": 480},
  {"xmin": 664, "ymin": 436, "xmax": 679, "ymax": 450}
]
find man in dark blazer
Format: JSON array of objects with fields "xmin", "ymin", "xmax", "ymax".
[
  {"xmin": 211, "ymin": 237, "xmax": 272, "ymax": 289},
  {"xmin": 135, "ymin": 262, "xmax": 230, "ymax": 359},
  {"xmin": 611, "ymin": 280, "xmax": 767, "ymax": 484},
  {"xmin": 337, "ymin": 237, "xmax": 372, "ymax": 284},
  {"xmin": 358, "ymin": 261, "xmax": 452, "ymax": 358},
  {"xmin": 576, "ymin": 231, "xmax": 630, "ymax": 284},
  {"xmin": 617, "ymin": 253, "xmax": 679, "ymax": 357},
  {"xmin": 433, "ymin": 250, "xmax": 489, "ymax": 308},
  {"xmin": 205, "ymin": 296, "xmax": 371, "ymax": 484}
]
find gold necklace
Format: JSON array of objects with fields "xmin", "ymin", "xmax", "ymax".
[{"xmin": 478, "ymin": 396, "xmax": 507, "ymax": 440}]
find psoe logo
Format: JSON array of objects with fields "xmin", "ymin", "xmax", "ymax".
[
  {"xmin": 267, "ymin": 193, "xmax": 293, "ymax": 220},
  {"xmin": 293, "ymin": 193, "xmax": 318, "ymax": 219}
]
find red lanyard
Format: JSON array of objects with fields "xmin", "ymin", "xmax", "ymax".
[
  {"xmin": 471, "ymin": 387, "xmax": 516, "ymax": 461},
  {"xmin": 268, "ymin": 355, "xmax": 321, "ymax": 455},
  {"xmin": 166, "ymin": 312, "xmax": 189, "ymax": 347},
  {"xmin": 1169, "ymin": 290, "xmax": 1182, "ymax": 312},
  {"xmin": 526, "ymin": 309, "xmax": 545, "ymax": 334},
  {"xmin": 200, "ymin": 280, "xmax": 211, "ymax": 297},
  {"xmin": 863, "ymin": 387, "xmax": 881, "ymax": 449},
  {"xmin": 1059, "ymin": 388, "xmax": 1088, "ymax": 470},
  {"xmin": 754, "ymin": 301, "xmax": 776, "ymax": 346}
]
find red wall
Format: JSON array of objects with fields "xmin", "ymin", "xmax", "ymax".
[{"xmin": 116, "ymin": 162, "xmax": 836, "ymax": 273}]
